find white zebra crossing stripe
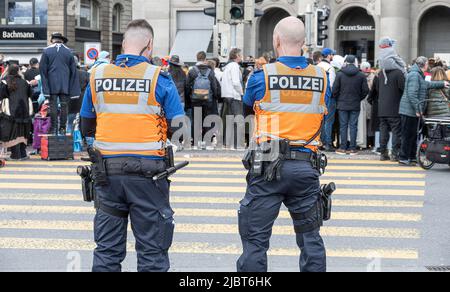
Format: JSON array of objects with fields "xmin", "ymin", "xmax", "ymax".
[
  {"xmin": 0, "ymin": 174, "xmax": 427, "ymax": 187},
  {"xmin": 0, "ymin": 205, "xmax": 422, "ymax": 222},
  {"xmin": 0, "ymin": 183, "xmax": 426, "ymax": 197},
  {"xmin": 0, "ymin": 220, "xmax": 420, "ymax": 239},
  {"xmin": 0, "ymin": 194, "xmax": 425, "ymax": 208},
  {"xmin": 0, "ymin": 238, "xmax": 419, "ymax": 260}
]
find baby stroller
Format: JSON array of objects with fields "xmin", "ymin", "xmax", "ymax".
[{"xmin": 417, "ymin": 99, "xmax": 450, "ymax": 170}]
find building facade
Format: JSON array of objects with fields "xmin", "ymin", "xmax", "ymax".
[
  {"xmin": 0, "ymin": 0, "xmax": 132, "ymax": 64},
  {"xmin": 133, "ymin": 0, "xmax": 450, "ymax": 65}
]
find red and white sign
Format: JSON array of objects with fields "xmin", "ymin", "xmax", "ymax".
[{"xmin": 84, "ymin": 42, "xmax": 101, "ymax": 65}]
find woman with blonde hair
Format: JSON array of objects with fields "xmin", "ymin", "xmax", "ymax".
[{"xmin": 426, "ymin": 67, "xmax": 450, "ymax": 117}]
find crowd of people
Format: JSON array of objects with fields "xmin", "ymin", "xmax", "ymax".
[
  {"xmin": 311, "ymin": 37, "xmax": 450, "ymax": 165},
  {"xmin": 0, "ymin": 34, "xmax": 449, "ymax": 164}
]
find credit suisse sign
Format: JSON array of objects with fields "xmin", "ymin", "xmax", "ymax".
[{"xmin": 337, "ymin": 25, "xmax": 375, "ymax": 32}]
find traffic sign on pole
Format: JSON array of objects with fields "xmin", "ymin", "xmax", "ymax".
[{"xmin": 84, "ymin": 42, "xmax": 101, "ymax": 65}]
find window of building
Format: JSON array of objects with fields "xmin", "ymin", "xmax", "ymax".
[
  {"xmin": 170, "ymin": 11, "xmax": 214, "ymax": 63},
  {"xmin": 112, "ymin": 4, "xmax": 122, "ymax": 32},
  {"xmin": 0, "ymin": 0, "xmax": 48, "ymax": 26},
  {"xmin": 77, "ymin": 0, "xmax": 100, "ymax": 30}
]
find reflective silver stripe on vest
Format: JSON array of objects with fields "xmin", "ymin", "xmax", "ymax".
[
  {"xmin": 259, "ymin": 102, "xmax": 326, "ymax": 114},
  {"xmin": 94, "ymin": 66, "xmax": 106, "ymax": 105},
  {"xmin": 313, "ymin": 66, "xmax": 325, "ymax": 107},
  {"xmin": 94, "ymin": 141, "xmax": 164, "ymax": 152},
  {"xmin": 95, "ymin": 103, "xmax": 161, "ymax": 115},
  {"xmin": 93, "ymin": 64, "xmax": 161, "ymax": 115},
  {"xmin": 266, "ymin": 64, "xmax": 280, "ymax": 103}
]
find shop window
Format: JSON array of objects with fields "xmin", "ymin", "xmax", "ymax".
[
  {"xmin": 35, "ymin": 0, "xmax": 47, "ymax": 25},
  {"xmin": 0, "ymin": 0, "xmax": 47, "ymax": 26},
  {"xmin": 112, "ymin": 4, "xmax": 122, "ymax": 33},
  {"xmin": 77, "ymin": 0, "xmax": 100, "ymax": 30}
]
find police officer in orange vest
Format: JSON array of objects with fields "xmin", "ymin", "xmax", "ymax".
[
  {"xmin": 80, "ymin": 19, "xmax": 185, "ymax": 272},
  {"xmin": 238, "ymin": 17, "xmax": 331, "ymax": 272}
]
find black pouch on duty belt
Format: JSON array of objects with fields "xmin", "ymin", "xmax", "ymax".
[{"xmin": 122, "ymin": 159, "xmax": 167, "ymax": 177}]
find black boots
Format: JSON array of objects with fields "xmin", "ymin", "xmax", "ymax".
[{"xmin": 380, "ymin": 150, "xmax": 390, "ymax": 161}]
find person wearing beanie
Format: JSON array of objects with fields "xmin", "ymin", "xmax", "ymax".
[{"xmin": 378, "ymin": 37, "xmax": 407, "ymax": 84}]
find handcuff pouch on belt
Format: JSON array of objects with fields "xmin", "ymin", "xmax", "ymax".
[{"xmin": 242, "ymin": 140, "xmax": 328, "ymax": 181}]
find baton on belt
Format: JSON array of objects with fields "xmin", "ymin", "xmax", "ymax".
[{"xmin": 153, "ymin": 161, "xmax": 190, "ymax": 181}]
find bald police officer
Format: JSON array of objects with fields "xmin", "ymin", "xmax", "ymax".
[
  {"xmin": 238, "ymin": 17, "xmax": 331, "ymax": 272},
  {"xmin": 80, "ymin": 19, "xmax": 184, "ymax": 272}
]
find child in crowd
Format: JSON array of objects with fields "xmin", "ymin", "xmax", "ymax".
[{"xmin": 378, "ymin": 37, "xmax": 407, "ymax": 84}]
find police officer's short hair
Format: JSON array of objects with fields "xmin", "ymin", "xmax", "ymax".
[{"xmin": 125, "ymin": 19, "xmax": 154, "ymax": 40}]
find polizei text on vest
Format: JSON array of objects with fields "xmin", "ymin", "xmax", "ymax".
[
  {"xmin": 269, "ymin": 75, "xmax": 325, "ymax": 92},
  {"xmin": 95, "ymin": 78, "xmax": 152, "ymax": 93}
]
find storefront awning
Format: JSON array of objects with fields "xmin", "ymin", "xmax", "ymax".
[{"xmin": 170, "ymin": 30, "xmax": 213, "ymax": 64}]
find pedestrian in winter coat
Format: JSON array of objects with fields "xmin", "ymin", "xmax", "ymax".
[
  {"xmin": 333, "ymin": 55, "xmax": 369, "ymax": 155},
  {"xmin": 185, "ymin": 51, "xmax": 221, "ymax": 149},
  {"xmin": 372, "ymin": 68, "xmax": 405, "ymax": 161},
  {"xmin": 67, "ymin": 65, "xmax": 90, "ymax": 134},
  {"xmin": 39, "ymin": 33, "xmax": 81, "ymax": 135},
  {"xmin": 168, "ymin": 55, "xmax": 187, "ymax": 106},
  {"xmin": 357, "ymin": 62, "xmax": 375, "ymax": 149},
  {"xmin": 426, "ymin": 67, "xmax": 450, "ymax": 117},
  {"xmin": 0, "ymin": 64, "xmax": 33, "ymax": 160},
  {"xmin": 399, "ymin": 56, "xmax": 449, "ymax": 165},
  {"xmin": 221, "ymin": 48, "xmax": 244, "ymax": 149}
]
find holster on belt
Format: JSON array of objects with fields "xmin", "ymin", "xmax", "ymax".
[{"xmin": 243, "ymin": 140, "xmax": 328, "ymax": 181}]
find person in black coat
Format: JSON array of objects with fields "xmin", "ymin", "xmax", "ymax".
[
  {"xmin": 185, "ymin": 52, "xmax": 221, "ymax": 148},
  {"xmin": 24, "ymin": 58, "xmax": 41, "ymax": 114},
  {"xmin": 168, "ymin": 55, "xmax": 187, "ymax": 106},
  {"xmin": 0, "ymin": 65, "xmax": 33, "ymax": 160},
  {"xmin": 68, "ymin": 64, "xmax": 90, "ymax": 134},
  {"xmin": 40, "ymin": 33, "xmax": 81, "ymax": 135},
  {"xmin": 333, "ymin": 55, "xmax": 369, "ymax": 154},
  {"xmin": 371, "ymin": 69, "xmax": 405, "ymax": 161}
]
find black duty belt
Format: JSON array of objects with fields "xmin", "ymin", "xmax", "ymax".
[
  {"xmin": 104, "ymin": 157, "xmax": 167, "ymax": 177},
  {"xmin": 284, "ymin": 151, "xmax": 317, "ymax": 162}
]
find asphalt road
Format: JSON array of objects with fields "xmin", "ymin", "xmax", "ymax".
[{"xmin": 0, "ymin": 152, "xmax": 448, "ymax": 272}]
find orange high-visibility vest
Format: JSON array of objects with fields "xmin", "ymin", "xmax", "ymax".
[
  {"xmin": 90, "ymin": 62, "xmax": 167, "ymax": 157},
  {"xmin": 254, "ymin": 62, "xmax": 328, "ymax": 152}
]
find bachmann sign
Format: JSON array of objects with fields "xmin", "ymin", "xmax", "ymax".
[
  {"xmin": 0, "ymin": 28, "xmax": 47, "ymax": 41},
  {"xmin": 337, "ymin": 25, "xmax": 375, "ymax": 32}
]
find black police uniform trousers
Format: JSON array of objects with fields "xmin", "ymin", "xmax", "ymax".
[
  {"xmin": 93, "ymin": 175, "xmax": 175, "ymax": 272},
  {"xmin": 237, "ymin": 160, "xmax": 326, "ymax": 272}
]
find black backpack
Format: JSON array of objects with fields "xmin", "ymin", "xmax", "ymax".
[{"xmin": 191, "ymin": 66, "xmax": 212, "ymax": 102}]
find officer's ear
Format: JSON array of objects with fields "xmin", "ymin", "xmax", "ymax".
[
  {"xmin": 148, "ymin": 38, "xmax": 154, "ymax": 52},
  {"xmin": 273, "ymin": 34, "xmax": 281, "ymax": 53}
]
